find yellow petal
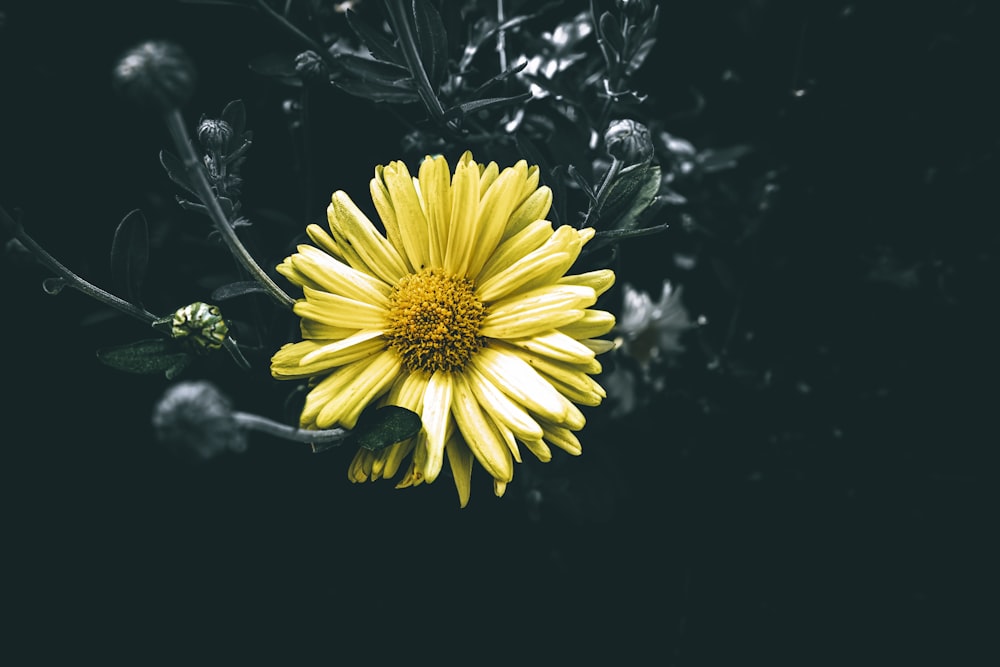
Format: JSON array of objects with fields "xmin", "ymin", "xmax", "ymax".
[
  {"xmin": 503, "ymin": 329, "xmax": 598, "ymax": 366},
  {"xmin": 476, "ymin": 219, "xmax": 554, "ymax": 286},
  {"xmin": 299, "ymin": 358, "xmax": 371, "ymax": 428},
  {"xmin": 306, "ymin": 223, "xmax": 343, "ymax": 260},
  {"xmin": 315, "ymin": 350, "xmax": 401, "ymax": 428},
  {"xmin": 418, "ymin": 155, "xmax": 451, "ymax": 268},
  {"xmin": 444, "ymin": 155, "xmax": 481, "ymax": 275},
  {"xmin": 521, "ymin": 438, "xmax": 552, "ymax": 462},
  {"xmin": 558, "ymin": 309, "xmax": 616, "ymax": 340},
  {"xmin": 541, "ymin": 421, "xmax": 583, "ymax": 456},
  {"xmin": 420, "ymin": 370, "xmax": 453, "ymax": 483},
  {"xmin": 295, "ymin": 286, "xmax": 387, "ymax": 330},
  {"xmin": 299, "ymin": 329, "xmax": 386, "ymax": 367},
  {"xmin": 450, "ymin": 371, "xmax": 513, "ymax": 482},
  {"xmin": 502, "ymin": 185, "xmax": 551, "ymax": 241},
  {"xmin": 479, "ymin": 285, "xmax": 595, "ymax": 339},
  {"xmin": 328, "ymin": 191, "xmax": 409, "ymax": 284},
  {"xmin": 467, "ymin": 160, "xmax": 528, "ymax": 279},
  {"xmin": 475, "ymin": 251, "xmax": 572, "ymax": 303},
  {"xmin": 445, "ymin": 434, "xmax": 473, "ymax": 508},
  {"xmin": 292, "ymin": 244, "xmax": 392, "ymax": 305},
  {"xmin": 464, "ymin": 364, "xmax": 543, "ymax": 441},
  {"xmin": 380, "ymin": 160, "xmax": 431, "ymax": 271},
  {"xmin": 370, "ymin": 164, "xmax": 410, "ymax": 271},
  {"xmin": 469, "ymin": 347, "xmax": 568, "ymax": 424},
  {"xmin": 558, "ymin": 269, "xmax": 616, "ymax": 297}
]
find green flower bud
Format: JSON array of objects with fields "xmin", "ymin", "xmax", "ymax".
[
  {"xmin": 112, "ymin": 40, "xmax": 197, "ymax": 111},
  {"xmin": 605, "ymin": 119, "xmax": 654, "ymax": 164},
  {"xmin": 169, "ymin": 302, "xmax": 229, "ymax": 352}
]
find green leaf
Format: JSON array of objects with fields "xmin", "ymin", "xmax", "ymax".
[
  {"xmin": 96, "ymin": 339, "xmax": 191, "ymax": 378},
  {"xmin": 345, "ymin": 8, "xmax": 405, "ymax": 66},
  {"xmin": 110, "ymin": 209, "xmax": 149, "ymax": 308},
  {"xmin": 346, "ymin": 405, "xmax": 422, "ymax": 452},
  {"xmin": 411, "ymin": 0, "xmax": 448, "ymax": 89},
  {"xmin": 598, "ymin": 12, "xmax": 625, "ymax": 59}
]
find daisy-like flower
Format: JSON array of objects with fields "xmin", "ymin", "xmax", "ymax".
[{"xmin": 271, "ymin": 151, "xmax": 616, "ymax": 506}]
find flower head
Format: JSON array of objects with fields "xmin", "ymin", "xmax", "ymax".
[
  {"xmin": 152, "ymin": 381, "xmax": 247, "ymax": 460},
  {"xmin": 112, "ymin": 40, "xmax": 196, "ymax": 111},
  {"xmin": 271, "ymin": 152, "xmax": 616, "ymax": 506}
]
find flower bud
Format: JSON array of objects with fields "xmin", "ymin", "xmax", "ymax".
[
  {"xmin": 152, "ymin": 381, "xmax": 246, "ymax": 460},
  {"xmin": 169, "ymin": 302, "xmax": 229, "ymax": 352},
  {"xmin": 605, "ymin": 119, "xmax": 654, "ymax": 164},
  {"xmin": 197, "ymin": 118, "xmax": 234, "ymax": 154},
  {"xmin": 112, "ymin": 40, "xmax": 197, "ymax": 111},
  {"xmin": 294, "ymin": 50, "xmax": 328, "ymax": 80}
]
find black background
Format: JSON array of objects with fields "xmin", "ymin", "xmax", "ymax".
[{"xmin": 2, "ymin": 1, "xmax": 997, "ymax": 664}]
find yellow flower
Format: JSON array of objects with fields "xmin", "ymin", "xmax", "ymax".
[{"xmin": 271, "ymin": 151, "xmax": 616, "ymax": 506}]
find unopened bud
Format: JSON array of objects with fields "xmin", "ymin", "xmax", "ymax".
[
  {"xmin": 112, "ymin": 40, "xmax": 197, "ymax": 111},
  {"xmin": 152, "ymin": 381, "xmax": 246, "ymax": 460},
  {"xmin": 197, "ymin": 118, "xmax": 234, "ymax": 153},
  {"xmin": 605, "ymin": 118, "xmax": 654, "ymax": 164},
  {"xmin": 294, "ymin": 50, "xmax": 328, "ymax": 80},
  {"xmin": 169, "ymin": 302, "xmax": 229, "ymax": 352}
]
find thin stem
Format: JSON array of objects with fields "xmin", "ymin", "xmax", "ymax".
[
  {"xmin": 233, "ymin": 411, "xmax": 348, "ymax": 444},
  {"xmin": 384, "ymin": 0, "xmax": 447, "ymax": 120},
  {"xmin": 253, "ymin": 0, "xmax": 338, "ymax": 71},
  {"xmin": 3, "ymin": 205, "xmax": 157, "ymax": 325},
  {"xmin": 162, "ymin": 109, "xmax": 296, "ymax": 310}
]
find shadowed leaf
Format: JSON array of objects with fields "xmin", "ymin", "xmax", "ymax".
[{"xmin": 110, "ymin": 208, "xmax": 149, "ymax": 307}]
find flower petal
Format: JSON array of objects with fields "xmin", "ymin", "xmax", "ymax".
[
  {"xmin": 558, "ymin": 269, "xmax": 616, "ymax": 297},
  {"xmin": 420, "ymin": 370, "xmax": 453, "ymax": 483},
  {"xmin": 445, "ymin": 434, "xmax": 474, "ymax": 508},
  {"xmin": 467, "ymin": 160, "xmax": 528, "ymax": 279},
  {"xmin": 450, "ymin": 371, "xmax": 513, "ymax": 482},
  {"xmin": 328, "ymin": 191, "xmax": 409, "ymax": 284},
  {"xmin": 502, "ymin": 185, "xmax": 551, "ymax": 241},
  {"xmin": 299, "ymin": 328, "xmax": 386, "ymax": 366},
  {"xmin": 502, "ymin": 330, "xmax": 598, "ymax": 366},
  {"xmin": 315, "ymin": 350, "xmax": 402, "ymax": 429},
  {"xmin": 558, "ymin": 309, "xmax": 616, "ymax": 340},
  {"xmin": 479, "ymin": 284, "xmax": 595, "ymax": 339},
  {"xmin": 292, "ymin": 245, "xmax": 392, "ymax": 305},
  {"xmin": 295, "ymin": 287, "xmax": 388, "ymax": 330},
  {"xmin": 476, "ymin": 219, "xmax": 553, "ymax": 286},
  {"xmin": 418, "ymin": 155, "xmax": 451, "ymax": 268},
  {"xmin": 469, "ymin": 347, "xmax": 569, "ymax": 424},
  {"xmin": 379, "ymin": 160, "xmax": 431, "ymax": 271},
  {"xmin": 464, "ymin": 364, "xmax": 543, "ymax": 441},
  {"xmin": 444, "ymin": 152, "xmax": 481, "ymax": 275}
]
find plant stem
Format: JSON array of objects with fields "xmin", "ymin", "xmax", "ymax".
[
  {"xmin": 3, "ymin": 205, "xmax": 158, "ymax": 325},
  {"xmin": 232, "ymin": 411, "xmax": 348, "ymax": 444},
  {"xmin": 162, "ymin": 109, "xmax": 296, "ymax": 310}
]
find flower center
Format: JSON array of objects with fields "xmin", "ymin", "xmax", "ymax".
[{"xmin": 385, "ymin": 269, "xmax": 486, "ymax": 373}]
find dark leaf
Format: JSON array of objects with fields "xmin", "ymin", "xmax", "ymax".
[
  {"xmin": 211, "ymin": 281, "xmax": 269, "ymax": 301},
  {"xmin": 586, "ymin": 222, "xmax": 670, "ymax": 253},
  {"xmin": 411, "ymin": 0, "xmax": 448, "ymax": 88},
  {"xmin": 334, "ymin": 52, "xmax": 412, "ymax": 84},
  {"xmin": 601, "ymin": 163, "xmax": 661, "ymax": 231},
  {"xmin": 469, "ymin": 59, "xmax": 529, "ymax": 98},
  {"xmin": 346, "ymin": 405, "xmax": 422, "ymax": 452},
  {"xmin": 221, "ymin": 99, "xmax": 247, "ymax": 137},
  {"xmin": 96, "ymin": 339, "xmax": 191, "ymax": 378},
  {"xmin": 697, "ymin": 145, "xmax": 753, "ymax": 173},
  {"xmin": 221, "ymin": 337, "xmax": 251, "ymax": 371},
  {"xmin": 159, "ymin": 150, "xmax": 198, "ymax": 197},
  {"xmin": 598, "ymin": 12, "xmax": 625, "ymax": 58},
  {"xmin": 333, "ymin": 78, "xmax": 421, "ymax": 104},
  {"xmin": 110, "ymin": 208, "xmax": 149, "ymax": 308},
  {"xmin": 442, "ymin": 92, "xmax": 533, "ymax": 121},
  {"xmin": 248, "ymin": 53, "xmax": 303, "ymax": 87},
  {"xmin": 345, "ymin": 8, "xmax": 405, "ymax": 65}
]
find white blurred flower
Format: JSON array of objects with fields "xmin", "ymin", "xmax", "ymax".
[{"xmin": 615, "ymin": 281, "xmax": 693, "ymax": 366}]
